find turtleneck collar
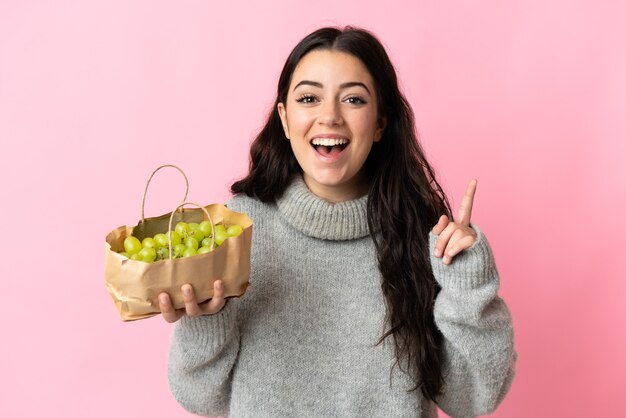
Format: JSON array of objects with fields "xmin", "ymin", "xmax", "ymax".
[{"xmin": 276, "ymin": 175, "xmax": 370, "ymax": 241}]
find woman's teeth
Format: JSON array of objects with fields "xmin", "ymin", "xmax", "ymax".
[{"xmin": 310, "ymin": 138, "xmax": 348, "ymax": 146}]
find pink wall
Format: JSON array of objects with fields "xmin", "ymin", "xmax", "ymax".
[{"xmin": 1, "ymin": 1, "xmax": 625, "ymax": 416}]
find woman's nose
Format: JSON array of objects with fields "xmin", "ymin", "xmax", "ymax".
[{"xmin": 318, "ymin": 100, "xmax": 343, "ymax": 126}]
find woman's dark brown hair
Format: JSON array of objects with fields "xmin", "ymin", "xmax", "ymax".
[{"xmin": 231, "ymin": 26, "xmax": 452, "ymax": 400}]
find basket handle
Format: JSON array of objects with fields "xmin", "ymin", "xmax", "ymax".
[
  {"xmin": 167, "ymin": 202, "xmax": 215, "ymax": 260},
  {"xmin": 141, "ymin": 164, "xmax": 189, "ymax": 223}
]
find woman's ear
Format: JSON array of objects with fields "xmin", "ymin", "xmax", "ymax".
[
  {"xmin": 277, "ymin": 102, "xmax": 290, "ymax": 139},
  {"xmin": 374, "ymin": 116, "xmax": 387, "ymax": 142}
]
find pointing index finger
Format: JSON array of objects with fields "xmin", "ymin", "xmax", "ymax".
[{"xmin": 457, "ymin": 179, "xmax": 477, "ymax": 226}]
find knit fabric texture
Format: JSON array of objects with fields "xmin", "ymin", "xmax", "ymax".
[{"xmin": 167, "ymin": 175, "xmax": 516, "ymax": 418}]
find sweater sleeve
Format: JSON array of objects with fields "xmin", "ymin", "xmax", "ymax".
[
  {"xmin": 430, "ymin": 224, "xmax": 516, "ymax": 418},
  {"xmin": 167, "ymin": 300, "xmax": 240, "ymax": 417}
]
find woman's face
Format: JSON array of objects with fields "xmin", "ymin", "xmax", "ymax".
[{"xmin": 277, "ymin": 49, "xmax": 386, "ymax": 202}]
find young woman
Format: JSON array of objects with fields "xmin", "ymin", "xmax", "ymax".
[{"xmin": 159, "ymin": 26, "xmax": 516, "ymax": 417}]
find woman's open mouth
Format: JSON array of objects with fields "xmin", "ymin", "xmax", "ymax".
[{"xmin": 310, "ymin": 137, "xmax": 349, "ymax": 159}]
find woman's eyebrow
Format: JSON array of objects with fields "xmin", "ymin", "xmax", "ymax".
[{"xmin": 293, "ymin": 80, "xmax": 371, "ymax": 95}]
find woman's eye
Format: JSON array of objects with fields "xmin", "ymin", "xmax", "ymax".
[
  {"xmin": 346, "ymin": 96, "xmax": 366, "ymax": 105},
  {"xmin": 296, "ymin": 95, "xmax": 317, "ymax": 104}
]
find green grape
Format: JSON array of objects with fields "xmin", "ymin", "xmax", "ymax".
[
  {"xmin": 138, "ymin": 247, "xmax": 156, "ymax": 263},
  {"xmin": 226, "ymin": 225, "xmax": 243, "ymax": 237},
  {"xmin": 197, "ymin": 246, "xmax": 212, "ymax": 255},
  {"xmin": 175, "ymin": 222, "xmax": 190, "ymax": 239},
  {"xmin": 173, "ymin": 243, "xmax": 187, "ymax": 258},
  {"xmin": 199, "ymin": 220, "xmax": 213, "ymax": 237},
  {"xmin": 185, "ymin": 237, "xmax": 199, "ymax": 251},
  {"xmin": 156, "ymin": 247, "xmax": 170, "ymax": 260},
  {"xmin": 130, "ymin": 253, "xmax": 141, "ymax": 260},
  {"xmin": 153, "ymin": 233, "xmax": 168, "ymax": 248},
  {"xmin": 188, "ymin": 223, "xmax": 205, "ymax": 242},
  {"xmin": 214, "ymin": 224, "xmax": 228, "ymax": 246},
  {"xmin": 142, "ymin": 237, "xmax": 156, "ymax": 249},
  {"xmin": 201, "ymin": 237, "xmax": 213, "ymax": 247},
  {"xmin": 123, "ymin": 236, "xmax": 142, "ymax": 255},
  {"xmin": 182, "ymin": 247, "xmax": 197, "ymax": 258},
  {"xmin": 169, "ymin": 231, "xmax": 182, "ymax": 247}
]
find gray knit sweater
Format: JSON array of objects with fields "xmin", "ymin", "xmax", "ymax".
[{"xmin": 167, "ymin": 175, "xmax": 516, "ymax": 418}]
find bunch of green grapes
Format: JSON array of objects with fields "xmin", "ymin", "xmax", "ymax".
[{"xmin": 119, "ymin": 220, "xmax": 243, "ymax": 263}]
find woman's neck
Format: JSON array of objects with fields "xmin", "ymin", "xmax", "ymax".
[
  {"xmin": 302, "ymin": 172, "xmax": 369, "ymax": 203},
  {"xmin": 275, "ymin": 175, "xmax": 370, "ymax": 240}
]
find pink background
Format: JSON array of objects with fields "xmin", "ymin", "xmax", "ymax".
[{"xmin": 1, "ymin": 1, "xmax": 625, "ymax": 417}]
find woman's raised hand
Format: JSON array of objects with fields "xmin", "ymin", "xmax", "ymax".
[
  {"xmin": 158, "ymin": 280, "xmax": 226, "ymax": 323},
  {"xmin": 432, "ymin": 179, "xmax": 478, "ymax": 265}
]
